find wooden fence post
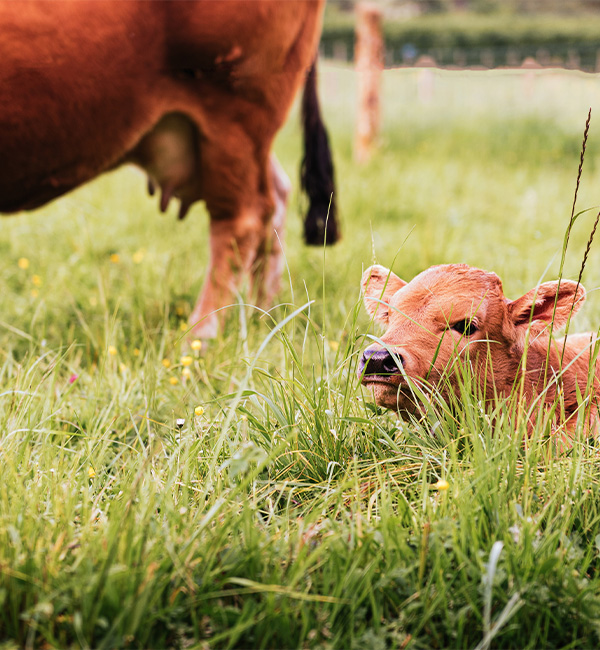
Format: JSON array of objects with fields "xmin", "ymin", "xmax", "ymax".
[
  {"xmin": 355, "ymin": 3, "xmax": 383, "ymax": 163},
  {"xmin": 416, "ymin": 55, "xmax": 436, "ymax": 104}
]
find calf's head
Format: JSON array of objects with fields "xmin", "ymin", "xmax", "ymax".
[{"xmin": 359, "ymin": 264, "xmax": 586, "ymax": 414}]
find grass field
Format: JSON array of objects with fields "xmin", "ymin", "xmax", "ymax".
[{"xmin": 3, "ymin": 63, "xmax": 600, "ymax": 648}]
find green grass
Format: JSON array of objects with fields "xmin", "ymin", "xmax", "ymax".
[{"xmin": 2, "ymin": 64, "xmax": 600, "ymax": 648}]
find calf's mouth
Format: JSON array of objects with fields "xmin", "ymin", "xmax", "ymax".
[{"xmin": 359, "ymin": 347, "xmax": 431, "ymax": 413}]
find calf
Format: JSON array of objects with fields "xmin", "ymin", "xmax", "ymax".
[{"xmin": 359, "ymin": 264, "xmax": 599, "ymax": 432}]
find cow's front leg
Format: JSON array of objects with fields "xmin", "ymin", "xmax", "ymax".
[{"xmin": 189, "ymin": 205, "xmax": 266, "ymax": 339}]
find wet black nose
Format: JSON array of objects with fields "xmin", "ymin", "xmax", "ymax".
[{"xmin": 358, "ymin": 348, "xmax": 403, "ymax": 377}]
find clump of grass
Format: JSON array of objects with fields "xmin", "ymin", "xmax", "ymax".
[{"xmin": 3, "ymin": 259, "xmax": 600, "ymax": 648}]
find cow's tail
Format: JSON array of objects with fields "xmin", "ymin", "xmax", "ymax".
[{"xmin": 301, "ymin": 58, "xmax": 339, "ymax": 245}]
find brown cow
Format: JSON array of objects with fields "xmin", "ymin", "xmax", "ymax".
[
  {"xmin": 0, "ymin": 0, "xmax": 338, "ymax": 338},
  {"xmin": 359, "ymin": 263, "xmax": 599, "ymax": 436}
]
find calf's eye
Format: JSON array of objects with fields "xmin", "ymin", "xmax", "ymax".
[{"xmin": 451, "ymin": 319, "xmax": 478, "ymax": 336}]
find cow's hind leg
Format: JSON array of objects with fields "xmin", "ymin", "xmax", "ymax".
[
  {"xmin": 188, "ymin": 202, "xmax": 268, "ymax": 339},
  {"xmin": 187, "ymin": 127, "xmax": 286, "ymax": 339},
  {"xmin": 257, "ymin": 154, "xmax": 290, "ymax": 309}
]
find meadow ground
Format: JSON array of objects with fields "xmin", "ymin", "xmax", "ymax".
[{"xmin": 2, "ymin": 63, "xmax": 600, "ymax": 648}]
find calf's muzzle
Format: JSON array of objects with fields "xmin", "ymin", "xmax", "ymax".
[{"xmin": 359, "ymin": 347, "xmax": 403, "ymax": 378}]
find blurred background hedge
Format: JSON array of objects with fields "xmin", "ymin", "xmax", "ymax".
[{"xmin": 322, "ymin": 1, "xmax": 600, "ymax": 70}]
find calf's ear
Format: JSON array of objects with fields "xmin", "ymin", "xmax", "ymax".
[
  {"xmin": 508, "ymin": 280, "xmax": 586, "ymax": 332},
  {"xmin": 361, "ymin": 265, "xmax": 407, "ymax": 325}
]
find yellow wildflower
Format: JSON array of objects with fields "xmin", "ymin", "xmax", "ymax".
[
  {"xmin": 169, "ymin": 376, "xmax": 179, "ymax": 385},
  {"xmin": 109, "ymin": 253, "xmax": 120, "ymax": 264},
  {"xmin": 32, "ymin": 274, "xmax": 42, "ymax": 286},
  {"xmin": 435, "ymin": 479, "xmax": 450, "ymax": 491},
  {"xmin": 182, "ymin": 368, "xmax": 191, "ymax": 379},
  {"xmin": 133, "ymin": 348, "xmax": 141, "ymax": 357},
  {"xmin": 162, "ymin": 359, "xmax": 171, "ymax": 368},
  {"xmin": 18, "ymin": 257, "xmax": 29, "ymax": 270},
  {"xmin": 191, "ymin": 339, "xmax": 202, "ymax": 352},
  {"xmin": 132, "ymin": 249, "xmax": 145, "ymax": 264},
  {"xmin": 108, "ymin": 346, "xmax": 117, "ymax": 356},
  {"xmin": 180, "ymin": 356, "xmax": 193, "ymax": 367},
  {"xmin": 194, "ymin": 406, "xmax": 204, "ymax": 417},
  {"xmin": 88, "ymin": 467, "xmax": 96, "ymax": 479}
]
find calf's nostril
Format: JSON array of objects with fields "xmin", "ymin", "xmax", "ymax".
[
  {"xmin": 382, "ymin": 353, "xmax": 402, "ymax": 374},
  {"xmin": 360, "ymin": 348, "xmax": 403, "ymax": 376}
]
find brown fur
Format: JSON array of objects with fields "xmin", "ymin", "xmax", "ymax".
[
  {"xmin": 359, "ymin": 264, "xmax": 599, "ymax": 436},
  {"xmin": 0, "ymin": 0, "xmax": 327, "ymax": 338}
]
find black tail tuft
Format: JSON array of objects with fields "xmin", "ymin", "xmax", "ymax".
[{"xmin": 301, "ymin": 59, "xmax": 339, "ymax": 246}]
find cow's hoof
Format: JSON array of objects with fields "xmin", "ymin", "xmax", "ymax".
[{"xmin": 188, "ymin": 312, "xmax": 218, "ymax": 341}]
